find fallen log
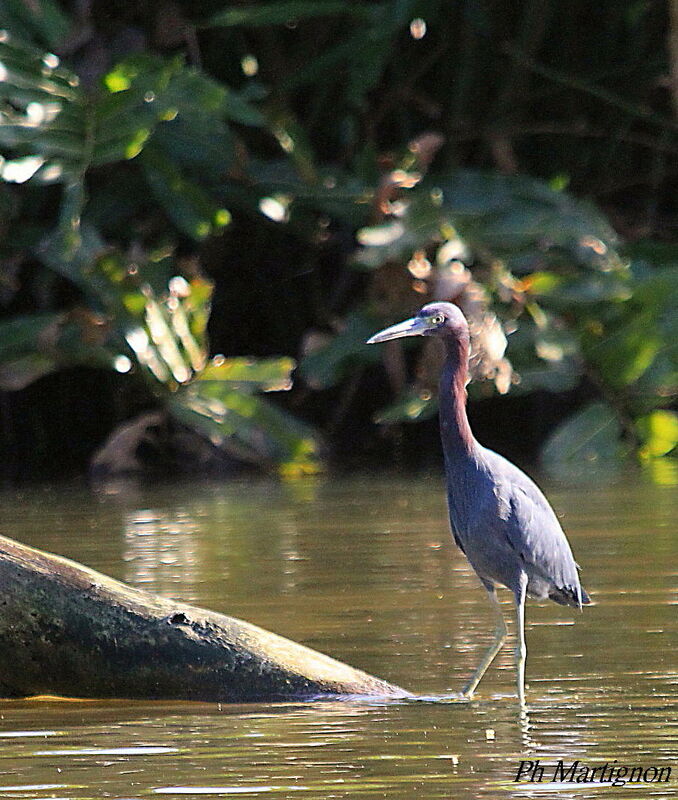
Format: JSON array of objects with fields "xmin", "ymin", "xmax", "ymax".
[{"xmin": 0, "ymin": 534, "xmax": 410, "ymax": 702}]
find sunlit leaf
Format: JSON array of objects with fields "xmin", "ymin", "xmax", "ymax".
[
  {"xmin": 198, "ymin": 357, "xmax": 296, "ymax": 392},
  {"xmin": 0, "ymin": 41, "xmax": 243, "ymax": 254},
  {"xmin": 636, "ymin": 410, "xmax": 678, "ymax": 459},
  {"xmin": 581, "ymin": 310, "xmax": 663, "ymax": 390},
  {"xmin": 181, "ymin": 276, "xmax": 213, "ymax": 346},
  {"xmin": 143, "ymin": 295, "xmax": 192, "ymax": 384},
  {"xmin": 0, "ymin": 36, "xmax": 84, "ymax": 183},
  {"xmin": 170, "ymin": 383, "xmax": 320, "ymax": 474},
  {"xmin": 36, "ymin": 232, "xmax": 214, "ymax": 388},
  {"xmin": 519, "ymin": 271, "xmax": 565, "ymax": 295}
]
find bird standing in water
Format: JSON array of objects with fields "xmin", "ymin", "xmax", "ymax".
[{"xmin": 368, "ymin": 302, "xmax": 590, "ymax": 704}]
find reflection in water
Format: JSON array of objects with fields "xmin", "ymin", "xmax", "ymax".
[
  {"xmin": 0, "ymin": 475, "xmax": 676, "ymax": 797},
  {"xmin": 123, "ymin": 509, "xmax": 202, "ymax": 601},
  {"xmin": 0, "ymin": 689, "xmax": 675, "ymax": 798}
]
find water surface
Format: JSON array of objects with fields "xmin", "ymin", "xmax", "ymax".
[{"xmin": 0, "ymin": 473, "xmax": 676, "ymax": 798}]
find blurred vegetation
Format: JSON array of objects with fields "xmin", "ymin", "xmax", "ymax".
[{"xmin": 0, "ymin": 0, "xmax": 676, "ymax": 481}]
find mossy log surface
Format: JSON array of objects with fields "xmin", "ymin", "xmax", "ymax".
[{"xmin": 0, "ymin": 535, "xmax": 410, "ymax": 702}]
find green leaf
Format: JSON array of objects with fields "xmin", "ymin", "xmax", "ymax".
[
  {"xmin": 247, "ymin": 160, "xmax": 371, "ymax": 226},
  {"xmin": 541, "ymin": 402, "xmax": 626, "ymax": 477},
  {"xmin": 622, "ymin": 239, "xmax": 678, "ymax": 267},
  {"xmin": 0, "ymin": 312, "xmax": 62, "ymax": 362},
  {"xmin": 165, "ymin": 69, "xmax": 265, "ymax": 127},
  {"xmin": 299, "ymin": 310, "xmax": 383, "ymax": 389},
  {"xmin": 37, "ymin": 234, "xmax": 213, "ymax": 388},
  {"xmin": 0, "ymin": 354, "xmax": 57, "ymax": 391},
  {"xmin": 636, "ymin": 410, "xmax": 678, "ymax": 459},
  {"xmin": 0, "ymin": 312, "xmax": 64, "ymax": 390},
  {"xmin": 374, "ymin": 387, "xmax": 437, "ymax": 424},
  {"xmin": 579, "ymin": 268, "xmax": 676, "ymax": 392},
  {"xmin": 539, "ymin": 275, "xmax": 632, "ymax": 306},
  {"xmin": 181, "ymin": 275, "xmax": 213, "ymax": 347},
  {"xmin": 0, "ymin": 36, "xmax": 85, "ymax": 185},
  {"xmin": 169, "ymin": 384, "xmax": 320, "ymax": 475},
  {"xmin": 522, "ymin": 271, "xmax": 565, "ymax": 295},
  {"xmin": 430, "ymin": 169, "xmax": 620, "ymax": 272},
  {"xmin": 149, "ymin": 114, "xmax": 234, "ymax": 182},
  {"xmin": 503, "ymin": 314, "xmax": 582, "ymax": 394},
  {"xmin": 222, "ymin": 90, "xmax": 265, "ymax": 127},
  {"xmin": 0, "ymin": 0, "xmax": 72, "ymax": 50},
  {"xmin": 0, "ymin": 310, "xmax": 115, "ymax": 389},
  {"xmin": 139, "ymin": 144, "xmax": 231, "ymax": 240},
  {"xmin": 509, "ymin": 365, "xmax": 581, "ymax": 394},
  {"xmin": 39, "ymin": 224, "xmax": 112, "ymax": 302}
]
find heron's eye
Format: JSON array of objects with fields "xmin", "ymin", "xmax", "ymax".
[{"xmin": 430, "ymin": 314, "xmax": 445, "ymax": 325}]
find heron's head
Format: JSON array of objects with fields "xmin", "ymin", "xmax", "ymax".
[{"xmin": 366, "ymin": 302, "xmax": 468, "ymax": 344}]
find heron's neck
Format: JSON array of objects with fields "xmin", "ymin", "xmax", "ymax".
[{"xmin": 439, "ymin": 335, "xmax": 476, "ymax": 459}]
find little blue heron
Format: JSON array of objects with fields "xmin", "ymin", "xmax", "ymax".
[{"xmin": 367, "ymin": 302, "xmax": 590, "ymax": 704}]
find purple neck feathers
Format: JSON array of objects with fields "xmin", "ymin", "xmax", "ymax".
[{"xmin": 438, "ymin": 332, "xmax": 476, "ymax": 457}]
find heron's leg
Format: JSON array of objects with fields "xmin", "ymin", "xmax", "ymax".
[
  {"xmin": 514, "ymin": 576, "xmax": 528, "ymax": 706},
  {"xmin": 461, "ymin": 586, "xmax": 507, "ymax": 699}
]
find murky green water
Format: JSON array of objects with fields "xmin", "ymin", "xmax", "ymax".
[{"xmin": 0, "ymin": 473, "xmax": 676, "ymax": 799}]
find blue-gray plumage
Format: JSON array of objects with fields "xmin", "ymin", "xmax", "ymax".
[{"xmin": 367, "ymin": 301, "xmax": 590, "ymax": 704}]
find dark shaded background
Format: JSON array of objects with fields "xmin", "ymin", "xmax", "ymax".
[{"xmin": 1, "ymin": 0, "xmax": 676, "ymax": 480}]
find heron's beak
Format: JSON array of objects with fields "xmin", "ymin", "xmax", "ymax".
[{"xmin": 366, "ymin": 316, "xmax": 428, "ymax": 344}]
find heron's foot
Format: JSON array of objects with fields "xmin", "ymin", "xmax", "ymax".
[
  {"xmin": 444, "ymin": 692, "xmax": 471, "ymax": 703},
  {"xmin": 516, "ymin": 683, "xmax": 527, "ymax": 707}
]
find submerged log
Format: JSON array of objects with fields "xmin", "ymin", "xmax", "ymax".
[{"xmin": 0, "ymin": 534, "xmax": 410, "ymax": 702}]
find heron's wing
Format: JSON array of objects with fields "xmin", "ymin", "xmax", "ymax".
[
  {"xmin": 450, "ymin": 526, "xmax": 466, "ymax": 555},
  {"xmin": 499, "ymin": 477, "xmax": 584, "ymax": 607}
]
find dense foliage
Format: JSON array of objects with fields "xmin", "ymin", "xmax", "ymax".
[{"xmin": 0, "ymin": 0, "xmax": 676, "ymax": 480}]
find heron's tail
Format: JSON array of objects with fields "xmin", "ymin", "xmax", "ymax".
[{"xmin": 549, "ymin": 584, "xmax": 591, "ymax": 608}]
